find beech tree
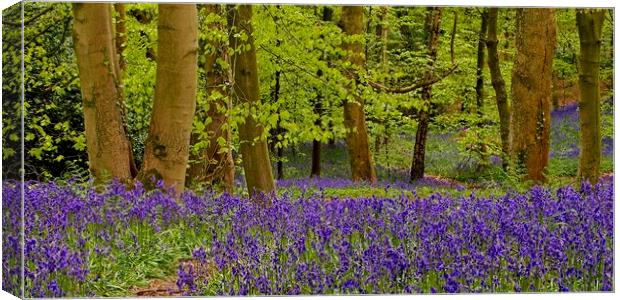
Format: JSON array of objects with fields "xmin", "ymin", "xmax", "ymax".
[
  {"xmin": 339, "ymin": 6, "xmax": 377, "ymax": 183},
  {"xmin": 510, "ymin": 8, "xmax": 556, "ymax": 183},
  {"xmin": 228, "ymin": 5, "xmax": 276, "ymax": 194},
  {"xmin": 72, "ymin": 3, "xmax": 134, "ymax": 183},
  {"xmin": 187, "ymin": 4, "xmax": 235, "ymax": 192},
  {"xmin": 410, "ymin": 7, "xmax": 442, "ymax": 181},
  {"xmin": 139, "ymin": 4, "xmax": 198, "ymax": 193},
  {"xmin": 486, "ymin": 7, "xmax": 510, "ymax": 169},
  {"xmin": 475, "ymin": 9, "xmax": 489, "ymax": 116},
  {"xmin": 576, "ymin": 9, "xmax": 605, "ymax": 184}
]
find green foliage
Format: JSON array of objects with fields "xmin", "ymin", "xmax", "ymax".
[
  {"xmin": 3, "ymin": 2, "xmax": 86, "ymax": 180},
  {"xmin": 121, "ymin": 3, "xmax": 158, "ymax": 168},
  {"xmin": 3, "ymin": 4, "xmax": 613, "ymax": 190}
]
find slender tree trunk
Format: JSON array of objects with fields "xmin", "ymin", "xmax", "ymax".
[
  {"xmin": 228, "ymin": 5, "xmax": 276, "ymax": 195},
  {"xmin": 310, "ymin": 7, "xmax": 333, "ymax": 178},
  {"xmin": 475, "ymin": 9, "xmax": 489, "ymax": 116},
  {"xmin": 510, "ymin": 8, "xmax": 556, "ymax": 183},
  {"xmin": 576, "ymin": 9, "xmax": 605, "ymax": 184},
  {"xmin": 112, "ymin": 3, "xmax": 138, "ymax": 177},
  {"xmin": 339, "ymin": 6, "xmax": 377, "ymax": 183},
  {"xmin": 311, "ymin": 140, "xmax": 321, "ymax": 177},
  {"xmin": 311, "ymin": 70, "xmax": 323, "ymax": 178},
  {"xmin": 72, "ymin": 3, "xmax": 133, "ymax": 183},
  {"xmin": 273, "ymin": 67, "xmax": 284, "ymax": 180},
  {"xmin": 311, "ymin": 72, "xmax": 323, "ymax": 178},
  {"xmin": 187, "ymin": 4, "xmax": 234, "ymax": 192},
  {"xmin": 450, "ymin": 11, "xmax": 457, "ymax": 65},
  {"xmin": 140, "ymin": 4, "xmax": 198, "ymax": 194},
  {"xmin": 486, "ymin": 7, "xmax": 510, "ymax": 170},
  {"xmin": 310, "ymin": 6, "xmax": 334, "ymax": 177},
  {"xmin": 410, "ymin": 7, "xmax": 442, "ymax": 181},
  {"xmin": 277, "ymin": 143, "xmax": 284, "ymax": 180}
]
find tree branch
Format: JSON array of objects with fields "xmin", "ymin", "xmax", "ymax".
[
  {"xmin": 364, "ymin": 63, "xmax": 459, "ymax": 94},
  {"xmin": 2, "ymin": 6, "xmax": 54, "ymax": 27}
]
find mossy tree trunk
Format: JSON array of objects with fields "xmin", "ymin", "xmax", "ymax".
[
  {"xmin": 187, "ymin": 4, "xmax": 235, "ymax": 192},
  {"xmin": 113, "ymin": 3, "xmax": 127, "ymax": 72},
  {"xmin": 140, "ymin": 4, "xmax": 198, "ymax": 194},
  {"xmin": 228, "ymin": 5, "xmax": 276, "ymax": 195},
  {"xmin": 576, "ymin": 9, "xmax": 605, "ymax": 184},
  {"xmin": 339, "ymin": 6, "xmax": 377, "ymax": 183},
  {"xmin": 486, "ymin": 7, "xmax": 510, "ymax": 170},
  {"xmin": 410, "ymin": 7, "xmax": 442, "ymax": 181},
  {"xmin": 72, "ymin": 3, "xmax": 133, "ymax": 183},
  {"xmin": 510, "ymin": 8, "xmax": 556, "ymax": 183}
]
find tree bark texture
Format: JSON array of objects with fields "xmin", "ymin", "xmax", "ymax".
[
  {"xmin": 510, "ymin": 8, "xmax": 556, "ymax": 183},
  {"xmin": 576, "ymin": 9, "xmax": 605, "ymax": 184},
  {"xmin": 228, "ymin": 5, "xmax": 276, "ymax": 194},
  {"xmin": 410, "ymin": 7, "xmax": 442, "ymax": 181},
  {"xmin": 72, "ymin": 3, "xmax": 133, "ymax": 183},
  {"xmin": 187, "ymin": 4, "xmax": 235, "ymax": 192},
  {"xmin": 339, "ymin": 6, "xmax": 377, "ymax": 183},
  {"xmin": 486, "ymin": 7, "xmax": 510, "ymax": 170},
  {"xmin": 475, "ymin": 9, "xmax": 489, "ymax": 116},
  {"xmin": 114, "ymin": 3, "xmax": 127, "ymax": 72},
  {"xmin": 112, "ymin": 3, "xmax": 138, "ymax": 177},
  {"xmin": 140, "ymin": 4, "xmax": 198, "ymax": 194}
]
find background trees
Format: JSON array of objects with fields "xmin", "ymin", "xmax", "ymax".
[
  {"xmin": 2, "ymin": 3, "xmax": 614, "ymax": 191},
  {"xmin": 187, "ymin": 4, "xmax": 235, "ymax": 192}
]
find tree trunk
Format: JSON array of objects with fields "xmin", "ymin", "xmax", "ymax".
[
  {"xmin": 112, "ymin": 3, "xmax": 138, "ymax": 177},
  {"xmin": 72, "ymin": 3, "xmax": 133, "ymax": 183},
  {"xmin": 410, "ymin": 7, "xmax": 442, "ymax": 181},
  {"xmin": 114, "ymin": 3, "xmax": 127, "ymax": 72},
  {"xmin": 486, "ymin": 7, "xmax": 510, "ymax": 170},
  {"xmin": 273, "ymin": 68, "xmax": 284, "ymax": 180},
  {"xmin": 228, "ymin": 5, "xmax": 276, "ymax": 195},
  {"xmin": 510, "ymin": 8, "xmax": 556, "ymax": 183},
  {"xmin": 310, "ymin": 7, "xmax": 333, "ymax": 178},
  {"xmin": 411, "ymin": 110, "xmax": 430, "ymax": 180},
  {"xmin": 140, "ymin": 4, "xmax": 198, "ymax": 194},
  {"xmin": 576, "ymin": 9, "xmax": 605, "ymax": 184},
  {"xmin": 475, "ymin": 9, "xmax": 489, "ymax": 116},
  {"xmin": 339, "ymin": 6, "xmax": 377, "ymax": 183},
  {"xmin": 187, "ymin": 4, "xmax": 234, "ymax": 192},
  {"xmin": 311, "ymin": 71, "xmax": 323, "ymax": 178},
  {"xmin": 311, "ymin": 76, "xmax": 323, "ymax": 178}
]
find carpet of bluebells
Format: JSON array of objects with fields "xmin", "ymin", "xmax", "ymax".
[{"xmin": 2, "ymin": 176, "xmax": 614, "ymax": 297}]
